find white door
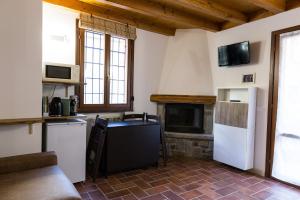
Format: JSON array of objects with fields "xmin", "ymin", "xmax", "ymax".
[
  {"xmin": 271, "ymin": 30, "xmax": 300, "ymax": 186},
  {"xmin": 46, "ymin": 120, "xmax": 86, "ymax": 183}
]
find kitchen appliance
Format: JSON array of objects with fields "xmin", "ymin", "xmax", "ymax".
[
  {"xmin": 43, "ymin": 119, "xmax": 86, "ymax": 183},
  {"xmin": 61, "ymin": 99, "xmax": 71, "ymax": 116},
  {"xmin": 42, "ymin": 63, "xmax": 80, "ymax": 84},
  {"xmin": 42, "ymin": 96, "xmax": 49, "ymax": 115},
  {"xmin": 49, "ymin": 97, "xmax": 62, "ymax": 116},
  {"xmin": 70, "ymin": 95, "xmax": 78, "ymax": 116}
]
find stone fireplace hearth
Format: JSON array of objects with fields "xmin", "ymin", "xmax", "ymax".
[{"xmin": 151, "ymin": 94, "xmax": 216, "ymax": 160}]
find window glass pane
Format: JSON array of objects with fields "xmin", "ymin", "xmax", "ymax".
[
  {"xmin": 85, "ymin": 94, "xmax": 92, "ymax": 104},
  {"xmin": 94, "ymin": 34, "xmax": 101, "ymax": 49},
  {"xmin": 109, "ymin": 36, "xmax": 128, "ymax": 104},
  {"xmin": 100, "ymin": 65, "xmax": 104, "ymax": 79},
  {"xmin": 119, "ymin": 81, "xmax": 125, "ymax": 94},
  {"xmin": 93, "ymin": 94, "xmax": 100, "ymax": 104},
  {"xmin": 85, "ymin": 78, "xmax": 92, "ymax": 94},
  {"xmin": 93, "ymin": 64, "xmax": 100, "ymax": 79},
  {"xmin": 93, "ymin": 49, "xmax": 100, "ymax": 63},
  {"xmin": 111, "ymin": 94, "xmax": 117, "ymax": 104},
  {"xmin": 119, "ymin": 67, "xmax": 125, "ymax": 81},
  {"xmin": 100, "ymin": 80, "xmax": 104, "ymax": 93},
  {"xmin": 111, "ymin": 66, "xmax": 119, "ymax": 80},
  {"xmin": 119, "ymin": 53, "xmax": 125, "ymax": 66},
  {"xmin": 83, "ymin": 31, "xmax": 105, "ymax": 105},
  {"xmin": 100, "ymin": 94, "xmax": 104, "ymax": 104},
  {"xmin": 101, "ymin": 36, "xmax": 105, "ymax": 49},
  {"xmin": 86, "ymin": 48, "xmax": 93, "ymax": 63},
  {"xmin": 112, "ymin": 38, "xmax": 119, "ymax": 50},
  {"xmin": 112, "ymin": 80, "xmax": 118, "ymax": 94},
  {"xmin": 110, "ymin": 80, "xmax": 113, "ymax": 93},
  {"xmin": 100, "ymin": 50, "xmax": 105, "ymax": 65},
  {"xmin": 84, "ymin": 63, "xmax": 92, "ymax": 79},
  {"xmin": 93, "ymin": 79, "xmax": 100, "ymax": 93},
  {"xmin": 119, "ymin": 95, "xmax": 125, "ymax": 104},
  {"xmin": 112, "ymin": 52, "xmax": 119, "ymax": 66},
  {"xmin": 86, "ymin": 32, "xmax": 93, "ymax": 47},
  {"xmin": 119, "ymin": 39, "xmax": 126, "ymax": 53}
]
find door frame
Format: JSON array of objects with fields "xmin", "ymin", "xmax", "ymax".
[{"xmin": 266, "ymin": 25, "xmax": 300, "ymax": 179}]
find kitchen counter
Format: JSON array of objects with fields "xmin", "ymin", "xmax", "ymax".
[{"xmin": 42, "ymin": 114, "xmax": 87, "ymax": 121}]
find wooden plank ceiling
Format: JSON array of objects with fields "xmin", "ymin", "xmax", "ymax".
[{"xmin": 44, "ymin": 0, "xmax": 300, "ymax": 36}]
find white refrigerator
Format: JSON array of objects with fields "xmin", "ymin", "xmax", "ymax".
[{"xmin": 45, "ymin": 119, "xmax": 86, "ymax": 183}]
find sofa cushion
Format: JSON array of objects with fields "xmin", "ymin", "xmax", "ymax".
[
  {"xmin": 0, "ymin": 151, "xmax": 57, "ymax": 175},
  {"xmin": 0, "ymin": 165, "xmax": 81, "ymax": 200}
]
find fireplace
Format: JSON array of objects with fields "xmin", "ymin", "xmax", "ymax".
[
  {"xmin": 165, "ymin": 103, "xmax": 204, "ymax": 133},
  {"xmin": 151, "ymin": 94, "xmax": 216, "ymax": 159}
]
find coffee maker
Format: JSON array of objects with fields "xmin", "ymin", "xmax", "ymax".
[{"xmin": 49, "ymin": 97, "xmax": 62, "ymax": 116}]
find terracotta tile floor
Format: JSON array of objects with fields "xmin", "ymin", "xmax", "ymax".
[{"xmin": 74, "ymin": 158, "xmax": 300, "ymax": 200}]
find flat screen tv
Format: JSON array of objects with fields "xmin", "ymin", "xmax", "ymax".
[{"xmin": 218, "ymin": 41, "xmax": 250, "ymax": 67}]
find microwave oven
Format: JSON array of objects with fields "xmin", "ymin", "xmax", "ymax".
[{"xmin": 42, "ymin": 63, "xmax": 80, "ymax": 84}]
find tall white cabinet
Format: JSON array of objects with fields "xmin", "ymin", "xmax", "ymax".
[{"xmin": 213, "ymin": 87, "xmax": 257, "ymax": 170}]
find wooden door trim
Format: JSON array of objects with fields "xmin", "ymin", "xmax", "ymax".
[{"xmin": 265, "ymin": 25, "xmax": 300, "ymax": 177}]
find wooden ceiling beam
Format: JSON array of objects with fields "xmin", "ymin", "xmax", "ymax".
[
  {"xmin": 84, "ymin": 0, "xmax": 220, "ymax": 31},
  {"xmin": 158, "ymin": 0, "xmax": 248, "ymax": 24},
  {"xmin": 43, "ymin": 0, "xmax": 176, "ymax": 36},
  {"xmin": 246, "ymin": 1, "xmax": 300, "ymax": 26},
  {"xmin": 246, "ymin": 0, "xmax": 285, "ymax": 13},
  {"xmin": 249, "ymin": 9, "xmax": 274, "ymax": 21},
  {"xmin": 221, "ymin": 22, "xmax": 239, "ymax": 30},
  {"xmin": 222, "ymin": 9, "xmax": 274, "ymax": 30},
  {"xmin": 287, "ymin": 0, "xmax": 300, "ymax": 10}
]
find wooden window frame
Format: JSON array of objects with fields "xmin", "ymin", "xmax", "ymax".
[
  {"xmin": 266, "ymin": 25, "xmax": 300, "ymax": 180},
  {"xmin": 76, "ymin": 21, "xmax": 134, "ymax": 113}
]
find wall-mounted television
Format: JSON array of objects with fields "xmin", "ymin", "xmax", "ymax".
[{"xmin": 218, "ymin": 41, "xmax": 250, "ymax": 67}]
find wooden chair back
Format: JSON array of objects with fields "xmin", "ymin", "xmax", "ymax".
[
  {"xmin": 122, "ymin": 113, "xmax": 146, "ymax": 121},
  {"xmin": 86, "ymin": 115, "xmax": 108, "ymax": 181},
  {"xmin": 146, "ymin": 114, "xmax": 160, "ymax": 122}
]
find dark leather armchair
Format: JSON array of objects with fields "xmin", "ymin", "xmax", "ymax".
[{"xmin": 0, "ymin": 152, "xmax": 81, "ymax": 200}]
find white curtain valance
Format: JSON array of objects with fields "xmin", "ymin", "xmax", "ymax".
[{"xmin": 79, "ymin": 13, "xmax": 136, "ymax": 40}]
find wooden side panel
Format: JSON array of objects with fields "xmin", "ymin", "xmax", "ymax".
[{"xmin": 215, "ymin": 102, "xmax": 248, "ymax": 128}]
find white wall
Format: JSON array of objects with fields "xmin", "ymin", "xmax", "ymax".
[
  {"xmin": 134, "ymin": 29, "xmax": 168, "ymax": 114},
  {"xmin": 159, "ymin": 29, "xmax": 213, "ymax": 95},
  {"xmin": 43, "ymin": 3, "xmax": 77, "ymax": 98},
  {"xmin": 43, "ymin": 3, "xmax": 77, "ymax": 65},
  {"xmin": 207, "ymin": 8, "xmax": 300, "ymax": 176},
  {"xmin": 0, "ymin": 0, "xmax": 42, "ymax": 157},
  {"xmin": 0, "ymin": 0, "xmax": 42, "ymax": 119}
]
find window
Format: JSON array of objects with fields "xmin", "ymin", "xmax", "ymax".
[
  {"xmin": 110, "ymin": 36, "xmax": 128, "ymax": 104},
  {"xmin": 77, "ymin": 27, "xmax": 134, "ymax": 112}
]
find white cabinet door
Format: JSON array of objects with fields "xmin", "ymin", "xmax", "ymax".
[
  {"xmin": 214, "ymin": 123, "xmax": 250, "ymax": 170},
  {"xmin": 46, "ymin": 120, "xmax": 86, "ymax": 183}
]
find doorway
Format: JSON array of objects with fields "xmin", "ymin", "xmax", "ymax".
[{"xmin": 267, "ymin": 25, "xmax": 300, "ymax": 186}]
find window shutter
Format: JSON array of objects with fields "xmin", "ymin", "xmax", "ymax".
[{"xmin": 79, "ymin": 13, "xmax": 137, "ymax": 40}]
